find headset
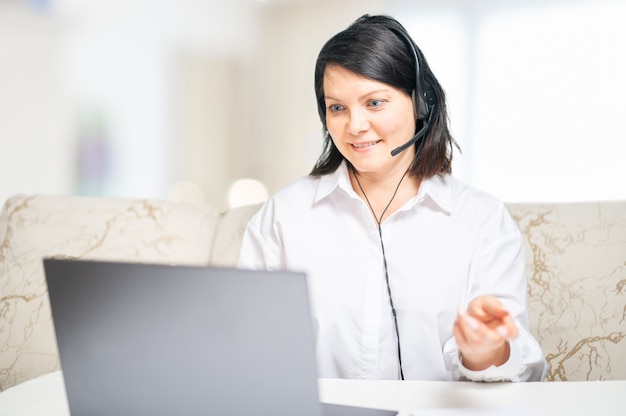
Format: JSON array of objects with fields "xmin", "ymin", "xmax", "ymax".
[{"xmin": 386, "ymin": 22, "xmax": 438, "ymax": 157}]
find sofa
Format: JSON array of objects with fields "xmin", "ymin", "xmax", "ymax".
[{"xmin": 1, "ymin": 194, "xmax": 624, "ymax": 391}]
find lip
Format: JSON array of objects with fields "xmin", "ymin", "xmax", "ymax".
[{"xmin": 351, "ymin": 140, "xmax": 381, "ymax": 151}]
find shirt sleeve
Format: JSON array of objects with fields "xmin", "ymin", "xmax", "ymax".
[
  {"xmin": 443, "ymin": 324, "xmax": 546, "ymax": 381},
  {"xmin": 443, "ymin": 202, "xmax": 548, "ymax": 382}
]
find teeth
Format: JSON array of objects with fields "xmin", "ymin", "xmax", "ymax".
[{"xmin": 353, "ymin": 141, "xmax": 377, "ymax": 148}]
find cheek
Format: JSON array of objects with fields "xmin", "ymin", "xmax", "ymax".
[
  {"xmin": 375, "ymin": 112, "xmax": 413, "ymax": 137},
  {"xmin": 325, "ymin": 117, "xmax": 343, "ymax": 139}
]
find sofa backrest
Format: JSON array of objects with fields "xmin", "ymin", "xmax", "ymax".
[
  {"xmin": 0, "ymin": 194, "xmax": 625, "ymax": 390},
  {"xmin": 507, "ymin": 201, "xmax": 626, "ymax": 381}
]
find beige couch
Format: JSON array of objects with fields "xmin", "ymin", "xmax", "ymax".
[{"xmin": 1, "ymin": 194, "xmax": 624, "ymax": 391}]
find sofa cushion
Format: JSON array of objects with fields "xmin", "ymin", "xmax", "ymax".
[
  {"xmin": 210, "ymin": 203, "xmax": 262, "ymax": 267},
  {"xmin": 507, "ymin": 201, "xmax": 626, "ymax": 381},
  {"xmin": 0, "ymin": 194, "xmax": 220, "ymax": 391}
]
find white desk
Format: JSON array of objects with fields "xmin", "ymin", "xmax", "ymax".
[{"xmin": 1, "ymin": 371, "xmax": 625, "ymax": 415}]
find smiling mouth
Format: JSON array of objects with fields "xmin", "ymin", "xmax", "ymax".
[{"xmin": 352, "ymin": 140, "xmax": 380, "ymax": 148}]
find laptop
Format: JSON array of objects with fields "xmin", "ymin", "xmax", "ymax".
[{"xmin": 43, "ymin": 258, "xmax": 397, "ymax": 416}]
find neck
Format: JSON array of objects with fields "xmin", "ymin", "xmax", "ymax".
[{"xmin": 349, "ymin": 166, "xmax": 420, "ymax": 224}]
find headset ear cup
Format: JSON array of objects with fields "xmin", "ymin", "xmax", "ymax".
[
  {"xmin": 424, "ymin": 83, "xmax": 437, "ymax": 108},
  {"xmin": 415, "ymin": 90, "xmax": 428, "ymax": 120},
  {"xmin": 415, "ymin": 83, "xmax": 437, "ymax": 120},
  {"xmin": 417, "ymin": 83, "xmax": 437, "ymax": 121}
]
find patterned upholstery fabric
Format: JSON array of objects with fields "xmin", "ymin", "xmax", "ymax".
[
  {"xmin": 0, "ymin": 195, "xmax": 624, "ymax": 391},
  {"xmin": 507, "ymin": 202, "xmax": 626, "ymax": 381}
]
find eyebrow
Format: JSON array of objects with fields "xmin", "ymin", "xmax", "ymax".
[{"xmin": 324, "ymin": 89, "xmax": 393, "ymax": 102}]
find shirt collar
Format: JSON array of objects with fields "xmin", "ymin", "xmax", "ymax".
[
  {"xmin": 314, "ymin": 161, "xmax": 353, "ymax": 203},
  {"xmin": 415, "ymin": 174, "xmax": 453, "ymax": 215},
  {"xmin": 314, "ymin": 161, "xmax": 453, "ymax": 215}
]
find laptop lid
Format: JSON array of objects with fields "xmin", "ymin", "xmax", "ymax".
[{"xmin": 43, "ymin": 259, "xmax": 396, "ymax": 416}]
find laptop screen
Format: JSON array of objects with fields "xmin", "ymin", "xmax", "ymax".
[{"xmin": 44, "ymin": 259, "xmax": 324, "ymax": 416}]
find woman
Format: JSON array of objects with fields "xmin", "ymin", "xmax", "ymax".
[{"xmin": 238, "ymin": 14, "xmax": 547, "ymax": 382}]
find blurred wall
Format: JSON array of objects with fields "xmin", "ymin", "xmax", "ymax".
[
  {"xmin": 1, "ymin": 0, "xmax": 625, "ymax": 210},
  {"xmin": 0, "ymin": 6, "xmax": 73, "ymax": 203}
]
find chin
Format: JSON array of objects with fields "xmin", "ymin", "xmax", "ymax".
[{"xmin": 348, "ymin": 160, "xmax": 381, "ymax": 174}]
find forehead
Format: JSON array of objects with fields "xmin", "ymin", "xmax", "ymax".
[{"xmin": 323, "ymin": 64, "xmax": 397, "ymax": 98}]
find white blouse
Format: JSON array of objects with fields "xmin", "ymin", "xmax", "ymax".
[{"xmin": 237, "ymin": 162, "xmax": 547, "ymax": 381}]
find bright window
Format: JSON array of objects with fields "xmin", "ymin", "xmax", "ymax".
[{"xmin": 398, "ymin": 1, "xmax": 626, "ymax": 202}]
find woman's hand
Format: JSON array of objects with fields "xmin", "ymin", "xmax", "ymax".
[{"xmin": 453, "ymin": 295, "xmax": 519, "ymax": 371}]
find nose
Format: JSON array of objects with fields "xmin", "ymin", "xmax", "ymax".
[{"xmin": 347, "ymin": 109, "xmax": 370, "ymax": 136}]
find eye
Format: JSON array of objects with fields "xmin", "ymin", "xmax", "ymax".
[
  {"xmin": 367, "ymin": 99, "xmax": 386, "ymax": 108},
  {"xmin": 327, "ymin": 104, "xmax": 344, "ymax": 113}
]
